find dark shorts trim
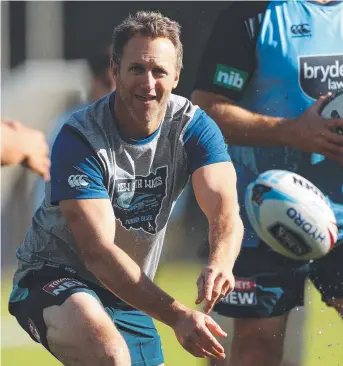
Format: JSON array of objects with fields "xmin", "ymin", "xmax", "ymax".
[{"xmin": 214, "ymin": 244, "xmax": 343, "ymax": 318}]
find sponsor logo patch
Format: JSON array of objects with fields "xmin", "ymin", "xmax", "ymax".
[
  {"xmin": 269, "ymin": 222, "xmax": 312, "ymax": 256},
  {"xmin": 299, "ymin": 55, "xmax": 343, "ymax": 99},
  {"xmin": 213, "ymin": 64, "xmax": 248, "ymax": 91},
  {"xmin": 222, "ymin": 278, "xmax": 257, "ymax": 306},
  {"xmin": 28, "ymin": 318, "xmax": 41, "ymax": 343},
  {"xmin": 43, "ymin": 278, "xmax": 87, "ymax": 296}
]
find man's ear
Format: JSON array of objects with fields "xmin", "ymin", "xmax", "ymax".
[
  {"xmin": 173, "ymin": 71, "xmax": 180, "ymax": 89},
  {"xmin": 110, "ymin": 59, "xmax": 119, "ymax": 76}
]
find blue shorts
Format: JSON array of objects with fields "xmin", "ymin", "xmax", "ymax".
[
  {"xmin": 214, "ymin": 242, "xmax": 343, "ymax": 318},
  {"xmin": 9, "ymin": 264, "xmax": 164, "ymax": 366}
]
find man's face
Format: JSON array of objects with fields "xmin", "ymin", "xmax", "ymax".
[{"xmin": 114, "ymin": 35, "xmax": 180, "ymax": 125}]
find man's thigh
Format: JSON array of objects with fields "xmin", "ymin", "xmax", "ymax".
[
  {"xmin": 9, "ymin": 266, "xmax": 164, "ymax": 366},
  {"xmin": 211, "ymin": 311, "xmax": 304, "ymax": 366}
]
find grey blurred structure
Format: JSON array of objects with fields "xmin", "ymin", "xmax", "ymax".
[{"xmin": 1, "ymin": 1, "xmax": 227, "ymax": 273}]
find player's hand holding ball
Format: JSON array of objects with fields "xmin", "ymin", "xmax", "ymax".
[{"xmin": 288, "ymin": 92, "xmax": 343, "ymax": 164}]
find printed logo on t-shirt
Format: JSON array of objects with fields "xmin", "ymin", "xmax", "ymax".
[
  {"xmin": 113, "ymin": 166, "xmax": 168, "ymax": 234},
  {"xmin": 221, "ymin": 278, "xmax": 257, "ymax": 306},
  {"xmin": 299, "ymin": 54, "xmax": 343, "ymax": 99},
  {"xmin": 213, "ymin": 64, "xmax": 248, "ymax": 92}
]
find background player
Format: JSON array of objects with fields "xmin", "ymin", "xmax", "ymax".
[{"xmin": 192, "ymin": 1, "xmax": 343, "ymax": 365}]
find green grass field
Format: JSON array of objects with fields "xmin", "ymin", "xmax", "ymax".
[{"xmin": 2, "ymin": 263, "xmax": 343, "ymax": 365}]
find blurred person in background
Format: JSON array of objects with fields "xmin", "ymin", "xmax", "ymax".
[
  {"xmin": 1, "ymin": 118, "xmax": 50, "ymax": 180},
  {"xmin": 192, "ymin": 1, "xmax": 343, "ymax": 366},
  {"xmin": 33, "ymin": 45, "xmax": 116, "ymax": 210},
  {"xmin": 9, "ymin": 11, "xmax": 243, "ymax": 366}
]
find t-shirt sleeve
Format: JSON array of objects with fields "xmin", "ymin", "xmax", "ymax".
[
  {"xmin": 193, "ymin": 2, "xmax": 267, "ymax": 101},
  {"xmin": 183, "ymin": 108, "xmax": 231, "ymax": 174},
  {"xmin": 50, "ymin": 124, "xmax": 109, "ymax": 204}
]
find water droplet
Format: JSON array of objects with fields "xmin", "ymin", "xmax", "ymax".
[
  {"xmin": 320, "ymin": 308, "xmax": 325, "ymax": 312},
  {"xmin": 329, "ymin": 322, "xmax": 333, "ymax": 327},
  {"xmin": 318, "ymin": 328, "xmax": 323, "ymax": 335}
]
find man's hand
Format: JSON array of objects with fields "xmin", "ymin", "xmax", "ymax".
[
  {"xmin": 21, "ymin": 125, "xmax": 51, "ymax": 181},
  {"xmin": 195, "ymin": 264, "xmax": 235, "ymax": 314},
  {"xmin": 173, "ymin": 308, "xmax": 227, "ymax": 360},
  {"xmin": 290, "ymin": 94, "xmax": 343, "ymax": 163},
  {"xmin": 2, "ymin": 119, "xmax": 51, "ymax": 180}
]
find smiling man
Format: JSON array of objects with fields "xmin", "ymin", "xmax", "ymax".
[{"xmin": 9, "ymin": 11, "xmax": 243, "ymax": 366}]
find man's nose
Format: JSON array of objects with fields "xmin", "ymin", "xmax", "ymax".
[{"xmin": 141, "ymin": 71, "xmax": 156, "ymax": 90}]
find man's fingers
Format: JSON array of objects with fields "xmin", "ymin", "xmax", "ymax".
[
  {"xmin": 204, "ymin": 271, "xmax": 216, "ymax": 301},
  {"xmin": 197, "ymin": 326, "xmax": 226, "ymax": 357},
  {"xmin": 205, "ymin": 316, "xmax": 228, "ymax": 338},
  {"xmin": 314, "ymin": 93, "xmax": 332, "ymax": 112},
  {"xmin": 185, "ymin": 336, "xmax": 224, "ymax": 360}
]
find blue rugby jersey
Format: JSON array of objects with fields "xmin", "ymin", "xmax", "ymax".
[{"xmin": 194, "ymin": 0, "xmax": 343, "ymax": 246}]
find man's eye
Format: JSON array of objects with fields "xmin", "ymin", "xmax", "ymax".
[
  {"xmin": 154, "ymin": 68, "xmax": 167, "ymax": 75},
  {"xmin": 129, "ymin": 66, "xmax": 144, "ymax": 73}
]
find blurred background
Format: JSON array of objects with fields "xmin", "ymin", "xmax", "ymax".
[{"xmin": 1, "ymin": 1, "xmax": 342, "ymax": 365}]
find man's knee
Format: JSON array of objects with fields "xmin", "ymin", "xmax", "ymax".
[
  {"xmin": 230, "ymin": 317, "xmax": 288, "ymax": 366},
  {"xmin": 43, "ymin": 292, "xmax": 130, "ymax": 365},
  {"xmin": 234, "ymin": 331, "xmax": 284, "ymax": 360}
]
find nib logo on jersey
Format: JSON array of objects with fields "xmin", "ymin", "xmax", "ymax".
[
  {"xmin": 114, "ymin": 166, "xmax": 167, "ymax": 234},
  {"xmin": 299, "ymin": 55, "xmax": 343, "ymax": 99},
  {"xmin": 213, "ymin": 64, "xmax": 248, "ymax": 92},
  {"xmin": 222, "ymin": 278, "xmax": 257, "ymax": 306}
]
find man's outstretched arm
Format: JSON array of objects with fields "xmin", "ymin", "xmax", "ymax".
[{"xmin": 192, "ymin": 161, "xmax": 244, "ymax": 313}]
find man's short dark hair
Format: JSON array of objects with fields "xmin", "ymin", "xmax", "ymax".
[{"xmin": 112, "ymin": 11, "xmax": 183, "ymax": 73}]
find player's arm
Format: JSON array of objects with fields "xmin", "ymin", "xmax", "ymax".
[
  {"xmin": 1, "ymin": 119, "xmax": 50, "ymax": 179},
  {"xmin": 183, "ymin": 109, "xmax": 244, "ymax": 314},
  {"xmin": 191, "ymin": 91, "xmax": 291, "ymax": 146},
  {"xmin": 52, "ymin": 124, "xmax": 227, "ymax": 360},
  {"xmin": 192, "ymin": 161, "xmax": 243, "ymax": 313},
  {"xmin": 191, "ymin": 3, "xmax": 343, "ymax": 161}
]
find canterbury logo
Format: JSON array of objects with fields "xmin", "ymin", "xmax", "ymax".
[
  {"xmin": 290, "ymin": 24, "xmax": 311, "ymax": 37},
  {"xmin": 68, "ymin": 175, "xmax": 89, "ymax": 188}
]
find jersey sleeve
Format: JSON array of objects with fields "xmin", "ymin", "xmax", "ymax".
[
  {"xmin": 50, "ymin": 124, "xmax": 109, "ymax": 204},
  {"xmin": 193, "ymin": 2, "xmax": 267, "ymax": 101},
  {"xmin": 183, "ymin": 108, "xmax": 231, "ymax": 174}
]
